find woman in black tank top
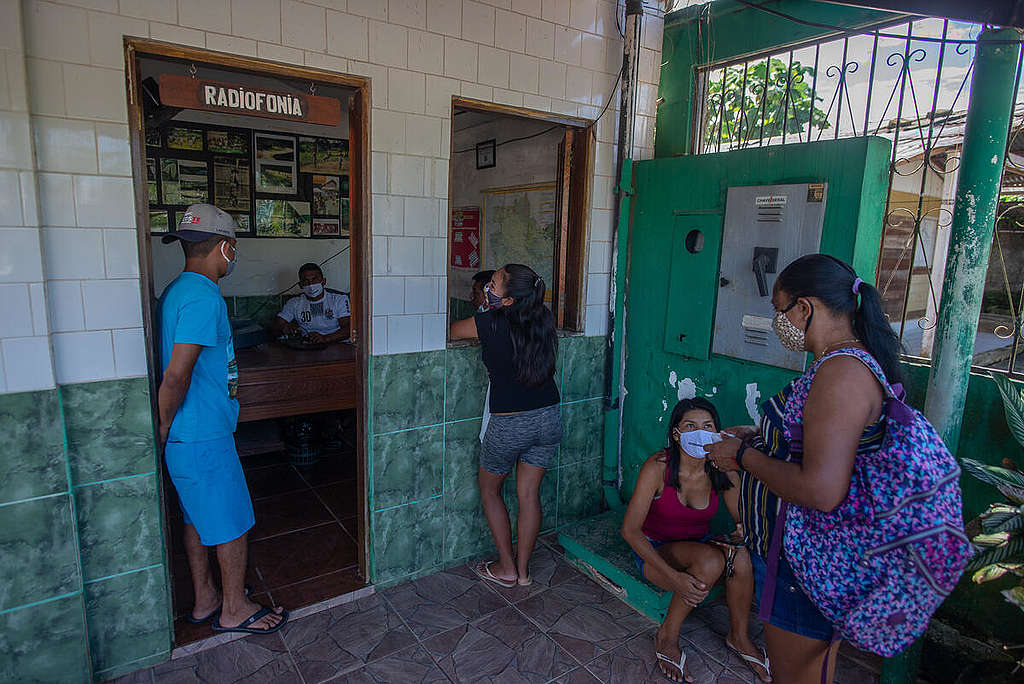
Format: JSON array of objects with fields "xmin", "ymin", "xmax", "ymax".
[{"xmin": 450, "ymin": 264, "xmax": 561, "ymax": 588}]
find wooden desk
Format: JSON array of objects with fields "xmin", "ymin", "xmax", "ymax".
[{"xmin": 235, "ymin": 342, "xmax": 357, "ymax": 422}]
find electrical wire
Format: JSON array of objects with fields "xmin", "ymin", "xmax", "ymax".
[{"xmin": 242, "ymin": 244, "xmax": 351, "ymax": 320}]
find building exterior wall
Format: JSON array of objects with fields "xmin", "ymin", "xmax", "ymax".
[{"xmin": 0, "ymin": 0, "xmax": 665, "ymax": 679}]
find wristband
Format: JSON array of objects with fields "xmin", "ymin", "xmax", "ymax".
[{"xmin": 735, "ymin": 440, "xmax": 751, "ymax": 470}]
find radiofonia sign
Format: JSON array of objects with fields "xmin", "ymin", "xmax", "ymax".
[{"xmin": 158, "ymin": 75, "xmax": 342, "ymax": 126}]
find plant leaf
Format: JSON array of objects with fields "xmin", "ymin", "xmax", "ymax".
[
  {"xmin": 971, "ymin": 562, "xmax": 1024, "ymax": 583},
  {"xmin": 990, "ymin": 373, "xmax": 1024, "ymax": 449},
  {"xmin": 973, "ymin": 531, "xmax": 1012, "ymax": 548},
  {"xmin": 997, "ymin": 484, "xmax": 1024, "ymax": 504},
  {"xmin": 980, "ymin": 503, "xmax": 1022, "ymax": 532},
  {"xmin": 966, "ymin": 535, "xmax": 1024, "ymax": 571},
  {"xmin": 995, "ymin": 513, "xmax": 1024, "ymax": 533},
  {"xmin": 1000, "ymin": 585, "xmax": 1024, "ymax": 613},
  {"xmin": 961, "ymin": 458, "xmax": 1024, "ymax": 495}
]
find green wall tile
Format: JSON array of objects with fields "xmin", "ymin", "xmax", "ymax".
[
  {"xmin": 84, "ymin": 565, "xmax": 171, "ymax": 675},
  {"xmin": 371, "ymin": 351, "xmax": 445, "ymax": 434},
  {"xmin": 234, "ymin": 295, "xmax": 284, "ymax": 329},
  {"xmin": 560, "ymin": 399, "xmax": 604, "ymax": 467},
  {"xmin": 372, "ymin": 497, "xmax": 442, "ymax": 584},
  {"xmin": 372, "ymin": 426, "xmax": 443, "ymax": 510},
  {"xmin": 442, "ymin": 419, "xmax": 490, "ymax": 562},
  {"xmin": 75, "ymin": 475, "xmax": 162, "ymax": 582},
  {"xmin": 62, "ymin": 378, "xmax": 157, "ymax": 486},
  {"xmin": 0, "ymin": 389, "xmax": 67, "ymax": 505},
  {"xmin": 556, "ymin": 457, "xmax": 604, "ymax": 527},
  {"xmin": 444, "ymin": 346, "xmax": 489, "ymax": 421},
  {"xmin": 500, "ymin": 466, "xmax": 557, "ymax": 535},
  {"xmin": 0, "ymin": 595, "xmax": 90, "ymax": 683},
  {"xmin": 0, "ymin": 495, "xmax": 80, "ymax": 611},
  {"xmin": 559, "ymin": 335, "xmax": 606, "ymax": 402}
]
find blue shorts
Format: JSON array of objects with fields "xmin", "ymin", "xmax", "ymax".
[
  {"xmin": 633, "ymin": 534, "xmax": 713, "ymax": 577},
  {"xmin": 164, "ymin": 435, "xmax": 255, "ymax": 546},
  {"xmin": 750, "ymin": 551, "xmax": 833, "ymax": 641}
]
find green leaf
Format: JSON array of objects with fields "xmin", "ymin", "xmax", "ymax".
[
  {"xmin": 1001, "ymin": 585, "xmax": 1024, "ymax": 612},
  {"xmin": 980, "ymin": 503, "xmax": 1023, "ymax": 532},
  {"xmin": 995, "ymin": 513, "xmax": 1024, "ymax": 533},
  {"xmin": 971, "ymin": 562, "xmax": 1024, "ymax": 583},
  {"xmin": 961, "ymin": 458, "xmax": 1024, "ymax": 500},
  {"xmin": 967, "ymin": 535, "xmax": 1024, "ymax": 571},
  {"xmin": 973, "ymin": 531, "xmax": 1012, "ymax": 548},
  {"xmin": 990, "ymin": 373, "xmax": 1024, "ymax": 449}
]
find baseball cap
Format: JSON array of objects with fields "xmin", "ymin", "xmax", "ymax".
[{"xmin": 161, "ymin": 203, "xmax": 237, "ymax": 244}]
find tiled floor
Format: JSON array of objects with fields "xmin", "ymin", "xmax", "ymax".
[
  {"xmin": 125, "ymin": 534, "xmax": 880, "ymax": 684},
  {"xmin": 169, "ymin": 448, "xmax": 363, "ymax": 646}
]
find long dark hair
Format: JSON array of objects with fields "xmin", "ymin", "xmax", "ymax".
[
  {"xmin": 665, "ymin": 398, "xmax": 732, "ymax": 493},
  {"xmin": 775, "ymin": 254, "xmax": 904, "ymax": 386},
  {"xmin": 502, "ymin": 263, "xmax": 557, "ymax": 386}
]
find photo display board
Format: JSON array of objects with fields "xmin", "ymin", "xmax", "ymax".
[{"xmin": 145, "ymin": 122, "xmax": 349, "ymax": 239}]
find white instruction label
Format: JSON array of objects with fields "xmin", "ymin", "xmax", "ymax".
[
  {"xmin": 755, "ymin": 195, "xmax": 788, "ymax": 208},
  {"xmin": 742, "ymin": 314, "xmax": 773, "ymax": 332}
]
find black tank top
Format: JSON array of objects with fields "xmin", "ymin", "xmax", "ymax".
[{"xmin": 475, "ymin": 309, "xmax": 560, "ymax": 413}]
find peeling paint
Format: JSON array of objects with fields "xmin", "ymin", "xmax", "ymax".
[
  {"xmin": 704, "ymin": 386, "xmax": 719, "ymax": 398},
  {"xmin": 668, "ymin": 371, "xmax": 678, "ymax": 387},
  {"xmin": 661, "ymin": 399, "xmax": 668, "ymax": 412},
  {"xmin": 677, "ymin": 377, "xmax": 697, "ymax": 400},
  {"xmin": 744, "ymin": 383, "xmax": 761, "ymax": 424}
]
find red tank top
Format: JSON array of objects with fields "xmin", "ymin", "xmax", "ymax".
[{"xmin": 641, "ymin": 458, "xmax": 718, "ymax": 542}]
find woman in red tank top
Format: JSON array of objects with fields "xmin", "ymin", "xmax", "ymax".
[{"xmin": 621, "ymin": 399, "xmax": 771, "ymax": 683}]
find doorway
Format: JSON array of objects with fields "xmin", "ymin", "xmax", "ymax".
[{"xmin": 124, "ymin": 40, "xmax": 369, "ymax": 647}]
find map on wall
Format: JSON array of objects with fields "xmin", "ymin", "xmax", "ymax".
[{"xmin": 483, "ymin": 186, "xmax": 557, "ymax": 295}]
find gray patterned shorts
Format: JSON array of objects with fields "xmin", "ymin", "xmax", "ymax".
[{"xmin": 480, "ymin": 404, "xmax": 562, "ymax": 475}]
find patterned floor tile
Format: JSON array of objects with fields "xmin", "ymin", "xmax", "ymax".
[
  {"xmin": 382, "ymin": 564, "xmax": 507, "ymax": 640},
  {"xmin": 480, "ymin": 544, "xmax": 582, "ymax": 603},
  {"xmin": 337, "ymin": 644, "xmax": 450, "ymax": 683},
  {"xmin": 152, "ymin": 632, "xmax": 300, "ymax": 683},
  {"xmin": 584, "ymin": 628, "xmax": 734, "ymax": 684}
]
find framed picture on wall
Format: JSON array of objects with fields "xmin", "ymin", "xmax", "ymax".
[
  {"xmin": 312, "ymin": 174, "xmax": 340, "ymax": 216},
  {"xmin": 214, "ymin": 157, "xmax": 251, "ymax": 212},
  {"xmin": 312, "ymin": 218, "xmax": 340, "ymax": 236},
  {"xmin": 207, "ymin": 129, "xmax": 249, "ymax": 155},
  {"xmin": 177, "ymin": 159, "xmax": 209, "ymax": 204},
  {"xmin": 476, "ymin": 139, "xmax": 496, "ymax": 169},
  {"xmin": 149, "ymin": 210, "xmax": 169, "ymax": 233},
  {"xmin": 255, "ymin": 133, "xmax": 297, "ymax": 194},
  {"xmin": 166, "ymin": 126, "xmax": 204, "ymax": 151},
  {"xmin": 299, "ymin": 137, "xmax": 348, "ymax": 174},
  {"xmin": 230, "ymin": 212, "xmax": 251, "ymax": 233},
  {"xmin": 256, "ymin": 199, "xmax": 310, "ymax": 237},
  {"xmin": 146, "ymin": 157, "xmax": 158, "ymax": 204},
  {"xmin": 145, "ymin": 127, "xmax": 161, "ymax": 147}
]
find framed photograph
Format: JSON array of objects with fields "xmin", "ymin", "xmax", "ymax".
[
  {"xmin": 299, "ymin": 136, "xmax": 349, "ymax": 174},
  {"xmin": 207, "ymin": 129, "xmax": 249, "ymax": 155},
  {"xmin": 166, "ymin": 126, "xmax": 204, "ymax": 151},
  {"xmin": 476, "ymin": 139, "xmax": 496, "ymax": 169},
  {"xmin": 255, "ymin": 199, "xmax": 310, "ymax": 237},
  {"xmin": 312, "ymin": 174, "xmax": 341, "ymax": 216},
  {"xmin": 149, "ymin": 210, "xmax": 169, "ymax": 233},
  {"xmin": 214, "ymin": 156, "xmax": 251, "ymax": 212},
  {"xmin": 145, "ymin": 127, "xmax": 161, "ymax": 147},
  {"xmin": 160, "ymin": 158, "xmax": 181, "ymax": 205},
  {"xmin": 177, "ymin": 159, "xmax": 209, "ymax": 204},
  {"xmin": 258, "ymin": 164, "xmax": 295, "ymax": 194},
  {"xmin": 230, "ymin": 212, "xmax": 251, "ymax": 233},
  {"xmin": 255, "ymin": 132, "xmax": 296, "ymax": 194},
  {"xmin": 341, "ymin": 199, "xmax": 350, "ymax": 237},
  {"xmin": 312, "ymin": 218, "xmax": 340, "ymax": 236},
  {"xmin": 146, "ymin": 157, "xmax": 158, "ymax": 204}
]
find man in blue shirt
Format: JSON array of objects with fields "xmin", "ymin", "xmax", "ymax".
[{"xmin": 157, "ymin": 204, "xmax": 287, "ymax": 635}]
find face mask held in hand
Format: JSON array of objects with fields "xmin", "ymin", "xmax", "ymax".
[{"xmin": 674, "ymin": 429, "xmax": 722, "ymax": 460}]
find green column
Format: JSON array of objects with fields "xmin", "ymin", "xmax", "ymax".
[
  {"xmin": 923, "ymin": 28, "xmax": 1021, "ymax": 451},
  {"xmin": 885, "ymin": 26, "xmax": 1023, "ymax": 684}
]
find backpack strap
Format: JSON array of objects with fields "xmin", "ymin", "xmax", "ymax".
[{"xmin": 758, "ymin": 500, "xmax": 789, "ymax": 623}]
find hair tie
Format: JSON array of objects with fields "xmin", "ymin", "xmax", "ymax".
[{"xmin": 852, "ymin": 277, "xmax": 863, "ymax": 295}]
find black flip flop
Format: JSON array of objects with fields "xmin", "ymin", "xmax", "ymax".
[
  {"xmin": 185, "ymin": 584, "xmax": 254, "ymax": 625},
  {"xmin": 212, "ymin": 605, "xmax": 289, "ymax": 635}
]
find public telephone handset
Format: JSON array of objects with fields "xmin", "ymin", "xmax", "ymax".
[{"xmin": 751, "ymin": 247, "xmax": 779, "ymax": 297}]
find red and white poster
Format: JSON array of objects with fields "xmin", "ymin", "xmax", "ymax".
[{"xmin": 450, "ymin": 206, "xmax": 481, "ymax": 269}]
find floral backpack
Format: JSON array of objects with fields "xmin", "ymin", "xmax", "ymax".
[{"xmin": 770, "ymin": 348, "xmax": 971, "ymax": 657}]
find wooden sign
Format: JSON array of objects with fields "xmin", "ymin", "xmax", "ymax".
[{"xmin": 158, "ymin": 74, "xmax": 342, "ymax": 126}]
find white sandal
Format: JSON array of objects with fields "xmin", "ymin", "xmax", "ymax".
[
  {"xmin": 655, "ymin": 649, "xmax": 692, "ymax": 682},
  {"xmin": 473, "ymin": 560, "xmax": 517, "ymax": 588},
  {"xmin": 726, "ymin": 640, "xmax": 772, "ymax": 682}
]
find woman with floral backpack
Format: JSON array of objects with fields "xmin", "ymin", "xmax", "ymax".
[{"xmin": 707, "ymin": 254, "xmax": 969, "ymax": 684}]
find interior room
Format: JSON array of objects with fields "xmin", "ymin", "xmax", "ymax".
[{"xmin": 137, "ymin": 55, "xmax": 364, "ymax": 645}]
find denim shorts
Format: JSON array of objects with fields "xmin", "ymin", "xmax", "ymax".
[
  {"xmin": 750, "ymin": 551, "xmax": 834, "ymax": 641},
  {"xmin": 480, "ymin": 404, "xmax": 562, "ymax": 475},
  {"xmin": 633, "ymin": 534, "xmax": 713, "ymax": 577}
]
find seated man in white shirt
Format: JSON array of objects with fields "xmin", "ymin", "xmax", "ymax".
[{"xmin": 271, "ymin": 262, "xmax": 351, "ymax": 343}]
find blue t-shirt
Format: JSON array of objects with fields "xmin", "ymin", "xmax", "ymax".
[{"xmin": 158, "ymin": 272, "xmax": 239, "ymax": 442}]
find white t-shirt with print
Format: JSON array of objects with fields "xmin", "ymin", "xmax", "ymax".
[{"xmin": 278, "ymin": 290, "xmax": 350, "ymax": 336}]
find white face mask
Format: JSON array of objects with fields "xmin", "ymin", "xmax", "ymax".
[
  {"xmin": 221, "ymin": 242, "xmax": 237, "ymax": 277},
  {"xmin": 674, "ymin": 428, "xmax": 721, "ymax": 460},
  {"xmin": 303, "ymin": 282, "xmax": 324, "ymax": 298}
]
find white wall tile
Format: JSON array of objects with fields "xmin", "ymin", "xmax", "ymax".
[
  {"xmin": 421, "ymin": 312, "xmax": 446, "ymax": 350},
  {"xmin": 403, "ymin": 197, "xmax": 439, "ymax": 237},
  {"xmin": 427, "ymin": 0, "xmax": 462, "ymax": 37},
  {"xmin": 565, "ymin": 65, "xmax": 592, "ymax": 103},
  {"xmin": 586, "ymin": 272, "xmax": 609, "ymax": 305},
  {"xmin": 258, "ymin": 42, "xmax": 304, "ymax": 65},
  {"xmin": 581, "ymin": 32, "xmax": 605, "ymax": 71},
  {"xmin": 525, "ymin": 17, "xmax": 553, "ymax": 59},
  {"xmin": 87, "ymin": 12, "xmax": 148, "ymax": 69},
  {"xmin": 74, "ymin": 176, "xmax": 136, "ymax": 228},
  {"xmin": 326, "ymin": 11, "xmax": 369, "ymax": 60},
  {"xmin": 423, "ymin": 237, "xmax": 445, "ymax": 276},
  {"xmin": 390, "ymin": 0, "xmax": 427, "ymax": 29},
  {"xmin": 232, "ymin": 0, "xmax": 282, "ymax": 42},
  {"xmin": 372, "ymin": 235, "xmax": 388, "ymax": 275},
  {"xmin": 119, "ymin": 0, "xmax": 176, "ymax": 22},
  {"xmin": 388, "ymin": 69, "xmax": 426, "ymax": 113},
  {"xmin": 0, "ymin": 0, "xmax": 25, "ymax": 51},
  {"xmin": 304, "ymin": 51, "xmax": 349, "ymax": 73},
  {"xmin": 0, "ymin": 113, "xmax": 33, "ymax": 169},
  {"xmin": 522, "ymin": 93, "xmax": 550, "ymax": 110},
  {"xmin": 373, "ymin": 276, "xmax": 405, "ymax": 315},
  {"xmin": 373, "ymin": 194, "xmax": 404, "ymax": 237},
  {"xmin": 390, "ymin": 154, "xmax": 426, "ymax": 196},
  {"xmin": 370, "ymin": 21, "xmax": 408, "ymax": 68},
  {"xmin": 595, "ymin": 0, "xmax": 617, "ymax": 37},
  {"xmin": 587, "ymin": 240, "xmax": 611, "ymax": 274},
  {"xmin": 283, "ymin": 0, "xmax": 326, "ymax": 51},
  {"xmin": 590, "ymin": 207, "xmax": 613, "ymax": 242},
  {"xmin": 96, "ymin": 124, "xmax": 132, "ymax": 176},
  {"xmin": 538, "ymin": 60, "xmax": 565, "ymax": 99},
  {"xmin": 542, "ymin": 0, "xmax": 570, "ymax": 24},
  {"xmin": 0, "ymin": 170, "xmax": 22, "ymax": 225},
  {"xmin": 425, "ymin": 75, "xmax": 459, "ymax": 116},
  {"xmin": 46, "ymin": 280, "xmax": 85, "ymax": 332},
  {"xmin": 371, "ymin": 109, "xmax": 406, "ymax": 153},
  {"xmin": 112, "ymin": 327, "xmax": 148, "ymax": 377},
  {"xmin": 103, "ymin": 229, "xmax": 140, "ymax": 278},
  {"xmin": 477, "ymin": 46, "xmax": 509, "ymax": 88},
  {"xmin": 403, "ymin": 276, "xmax": 438, "ymax": 314},
  {"xmin": 492, "ymin": 88, "xmax": 521, "ymax": 107},
  {"xmin": 388, "ymin": 236, "xmax": 424, "ymax": 275},
  {"xmin": 0, "ymin": 229, "xmax": 43, "ymax": 283},
  {"xmin": 19, "ymin": 172, "xmax": 39, "ymax": 228},
  {"xmin": 26, "ymin": 58, "xmax": 65, "ymax": 116},
  {"xmin": 593, "ymin": 174, "xmax": 614, "ymax": 210},
  {"xmin": 32, "ymin": 117, "xmax": 97, "ymax": 174},
  {"xmin": 554, "ymin": 26, "xmax": 582, "ymax": 65},
  {"xmin": 179, "ymin": 0, "xmax": 230, "ymax": 34},
  {"xmin": 24, "ymin": 1, "xmax": 90, "ymax": 63},
  {"xmin": 569, "ymin": 0, "xmax": 597, "ymax": 32},
  {"xmin": 149, "ymin": 23, "xmax": 206, "ymax": 48},
  {"xmin": 371, "ymin": 315, "xmax": 388, "ymax": 354},
  {"xmin": 584, "ymin": 303, "xmax": 608, "ymax": 336},
  {"xmin": 206, "ymin": 33, "xmax": 258, "ymax": 57},
  {"xmin": 494, "ymin": 9, "xmax": 525, "ymax": 53},
  {"xmin": 512, "ymin": 0, "xmax": 542, "ymax": 17},
  {"xmin": 349, "ymin": 61, "xmax": 388, "ymax": 107},
  {"xmin": 443, "ymin": 37, "xmax": 477, "ymax": 81},
  {"xmin": 63, "ymin": 65, "xmax": 128, "ymax": 123},
  {"xmin": 386, "ymin": 314, "xmax": 422, "ymax": 353},
  {"xmin": 349, "ymin": 0, "xmax": 388, "ymax": 20},
  {"xmin": 460, "ymin": 81, "xmax": 491, "ymax": 100},
  {"xmin": 462, "ymin": 1, "xmax": 495, "ymax": 45},
  {"xmin": 2, "ymin": 336, "xmax": 54, "ymax": 392},
  {"xmin": 436, "ymin": 276, "xmax": 447, "ymax": 311},
  {"xmin": 550, "ymin": 99, "xmax": 576, "ymax": 116},
  {"xmin": 405, "ymin": 114, "xmax": 442, "ymax": 157},
  {"xmin": 372, "ymin": 151, "xmax": 388, "ymax": 194},
  {"xmin": 509, "ymin": 52, "xmax": 539, "ymax": 93},
  {"xmin": 27, "ymin": 284, "xmax": 48, "ymax": 337},
  {"xmin": 408, "ymin": 29, "xmax": 444, "ymax": 74},
  {"xmin": 0, "ymin": 284, "xmax": 33, "ymax": 338},
  {"xmin": 43, "ymin": 228, "xmax": 105, "ymax": 279},
  {"xmin": 52, "ymin": 330, "xmax": 115, "ymax": 383},
  {"xmin": 594, "ymin": 141, "xmax": 614, "ymax": 176},
  {"xmin": 37, "ymin": 173, "xmax": 76, "ymax": 227},
  {"xmin": 432, "ymin": 158, "xmax": 449, "ymax": 198},
  {"xmin": 641, "ymin": 14, "xmax": 663, "ymax": 51}
]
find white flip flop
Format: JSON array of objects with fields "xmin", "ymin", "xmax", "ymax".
[
  {"xmin": 655, "ymin": 649, "xmax": 692, "ymax": 682},
  {"xmin": 726, "ymin": 640, "xmax": 772, "ymax": 682},
  {"xmin": 473, "ymin": 560, "xmax": 517, "ymax": 588}
]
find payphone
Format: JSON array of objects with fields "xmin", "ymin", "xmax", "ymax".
[{"xmin": 713, "ymin": 183, "xmax": 828, "ymax": 372}]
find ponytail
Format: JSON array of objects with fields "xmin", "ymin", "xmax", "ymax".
[
  {"xmin": 502, "ymin": 263, "xmax": 558, "ymax": 386},
  {"xmin": 776, "ymin": 254, "xmax": 904, "ymax": 386}
]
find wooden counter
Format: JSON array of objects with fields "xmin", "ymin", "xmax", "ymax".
[{"xmin": 235, "ymin": 341, "xmax": 357, "ymax": 422}]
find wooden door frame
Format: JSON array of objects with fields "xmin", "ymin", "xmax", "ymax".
[
  {"xmin": 123, "ymin": 38, "xmax": 372, "ymax": 603},
  {"xmin": 449, "ymin": 97, "xmax": 595, "ymax": 331}
]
